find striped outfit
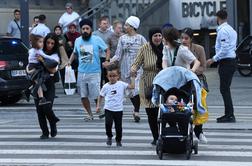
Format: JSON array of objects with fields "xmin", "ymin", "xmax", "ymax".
[
  {"xmin": 111, "ymin": 34, "xmax": 146, "ymax": 96},
  {"xmin": 131, "ymin": 43, "xmax": 160, "ymax": 108}
]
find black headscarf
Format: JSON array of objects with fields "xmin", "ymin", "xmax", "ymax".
[{"xmin": 149, "ymin": 27, "xmax": 163, "ymax": 70}]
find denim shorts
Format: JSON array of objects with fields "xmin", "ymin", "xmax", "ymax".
[{"xmin": 77, "ymin": 72, "xmax": 101, "ymax": 99}]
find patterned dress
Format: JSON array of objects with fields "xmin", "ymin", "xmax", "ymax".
[
  {"xmin": 111, "ymin": 34, "xmax": 146, "ymax": 96},
  {"xmin": 131, "ymin": 43, "xmax": 160, "ymax": 108}
]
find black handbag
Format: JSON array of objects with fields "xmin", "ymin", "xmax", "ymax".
[
  {"xmin": 198, "ymin": 74, "xmax": 209, "ymax": 92},
  {"xmin": 143, "ymin": 75, "xmax": 153, "ymax": 100}
]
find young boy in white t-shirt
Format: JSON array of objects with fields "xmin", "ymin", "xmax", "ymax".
[{"xmin": 96, "ymin": 64, "xmax": 135, "ymax": 147}]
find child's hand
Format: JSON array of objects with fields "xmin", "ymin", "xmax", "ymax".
[
  {"xmin": 37, "ymin": 55, "xmax": 44, "ymax": 62},
  {"xmin": 96, "ymin": 107, "xmax": 101, "ymax": 113}
]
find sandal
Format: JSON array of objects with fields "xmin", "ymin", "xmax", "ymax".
[{"xmin": 84, "ymin": 115, "xmax": 94, "ymax": 121}]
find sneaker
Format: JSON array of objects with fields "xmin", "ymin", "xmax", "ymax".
[
  {"xmin": 198, "ymin": 133, "xmax": 207, "ymax": 144},
  {"xmin": 39, "ymin": 97, "xmax": 51, "ymax": 106},
  {"xmin": 217, "ymin": 115, "xmax": 236, "ymax": 123},
  {"xmin": 116, "ymin": 141, "xmax": 122, "ymax": 147},
  {"xmin": 106, "ymin": 137, "xmax": 112, "ymax": 146},
  {"xmin": 84, "ymin": 115, "xmax": 94, "ymax": 121},
  {"xmin": 98, "ymin": 110, "xmax": 105, "ymax": 119}
]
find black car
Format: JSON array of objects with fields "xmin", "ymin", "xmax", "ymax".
[
  {"xmin": 236, "ymin": 35, "xmax": 252, "ymax": 76},
  {"xmin": 0, "ymin": 37, "xmax": 30, "ymax": 105}
]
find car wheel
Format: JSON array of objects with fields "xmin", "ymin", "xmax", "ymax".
[
  {"xmin": 237, "ymin": 64, "xmax": 252, "ymax": 77},
  {"xmin": 0, "ymin": 94, "xmax": 22, "ymax": 105}
]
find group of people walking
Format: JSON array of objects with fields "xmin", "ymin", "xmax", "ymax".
[{"xmin": 6, "ymin": 4, "xmax": 237, "ymax": 148}]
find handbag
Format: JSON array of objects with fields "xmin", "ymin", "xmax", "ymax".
[
  {"xmin": 64, "ymin": 66, "xmax": 76, "ymax": 95},
  {"xmin": 143, "ymin": 75, "xmax": 153, "ymax": 100},
  {"xmin": 198, "ymin": 74, "xmax": 209, "ymax": 92}
]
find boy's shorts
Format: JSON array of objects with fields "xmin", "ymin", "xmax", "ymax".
[{"xmin": 77, "ymin": 72, "xmax": 101, "ymax": 99}]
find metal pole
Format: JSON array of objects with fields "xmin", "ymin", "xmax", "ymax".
[{"xmin": 20, "ymin": 0, "xmax": 29, "ymax": 47}]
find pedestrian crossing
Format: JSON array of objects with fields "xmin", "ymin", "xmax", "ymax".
[{"xmin": 0, "ymin": 109, "xmax": 252, "ymax": 166}]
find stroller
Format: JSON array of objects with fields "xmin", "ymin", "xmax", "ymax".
[{"xmin": 152, "ymin": 66, "xmax": 207, "ymax": 160}]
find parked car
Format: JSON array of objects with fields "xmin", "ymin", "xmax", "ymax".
[
  {"xmin": 236, "ymin": 35, "xmax": 252, "ymax": 77},
  {"xmin": 0, "ymin": 37, "xmax": 30, "ymax": 105}
]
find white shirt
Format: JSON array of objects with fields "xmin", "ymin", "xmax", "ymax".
[
  {"xmin": 30, "ymin": 23, "xmax": 50, "ymax": 37},
  {"xmin": 100, "ymin": 81, "xmax": 128, "ymax": 112},
  {"xmin": 163, "ymin": 45, "xmax": 196, "ymax": 69},
  {"xmin": 28, "ymin": 48, "xmax": 60, "ymax": 64},
  {"xmin": 213, "ymin": 22, "xmax": 237, "ymax": 62},
  {"xmin": 58, "ymin": 11, "xmax": 80, "ymax": 33}
]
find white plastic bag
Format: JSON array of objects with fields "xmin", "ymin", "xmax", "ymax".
[{"xmin": 64, "ymin": 66, "xmax": 76, "ymax": 95}]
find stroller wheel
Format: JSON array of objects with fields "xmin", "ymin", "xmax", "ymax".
[
  {"xmin": 193, "ymin": 140, "xmax": 198, "ymax": 154},
  {"xmin": 185, "ymin": 138, "xmax": 192, "ymax": 160},
  {"xmin": 156, "ymin": 140, "xmax": 163, "ymax": 160}
]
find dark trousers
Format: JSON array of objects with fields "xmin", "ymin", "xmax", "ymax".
[
  {"xmin": 34, "ymin": 78, "xmax": 59, "ymax": 136},
  {"xmin": 194, "ymin": 124, "xmax": 203, "ymax": 138},
  {"xmin": 100, "ymin": 57, "xmax": 108, "ymax": 88},
  {"xmin": 218, "ymin": 59, "xmax": 236, "ymax": 116},
  {"xmin": 130, "ymin": 95, "xmax": 140, "ymax": 112},
  {"xmin": 105, "ymin": 109, "xmax": 123, "ymax": 142},
  {"xmin": 145, "ymin": 107, "xmax": 159, "ymax": 141}
]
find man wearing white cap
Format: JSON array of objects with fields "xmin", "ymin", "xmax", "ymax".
[
  {"xmin": 58, "ymin": 2, "xmax": 80, "ymax": 33},
  {"xmin": 106, "ymin": 16, "xmax": 147, "ymax": 122}
]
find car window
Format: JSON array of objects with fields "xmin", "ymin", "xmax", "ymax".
[{"xmin": 0, "ymin": 39, "xmax": 28, "ymax": 59}]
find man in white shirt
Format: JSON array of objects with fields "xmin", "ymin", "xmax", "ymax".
[
  {"xmin": 7, "ymin": 9, "xmax": 21, "ymax": 38},
  {"xmin": 207, "ymin": 9, "xmax": 237, "ymax": 123},
  {"xmin": 30, "ymin": 14, "xmax": 50, "ymax": 37},
  {"xmin": 58, "ymin": 2, "xmax": 80, "ymax": 33}
]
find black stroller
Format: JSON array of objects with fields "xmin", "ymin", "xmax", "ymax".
[{"xmin": 152, "ymin": 66, "xmax": 206, "ymax": 160}]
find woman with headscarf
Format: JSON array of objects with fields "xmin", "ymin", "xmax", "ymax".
[
  {"xmin": 131, "ymin": 27, "xmax": 163, "ymax": 145},
  {"xmin": 106, "ymin": 16, "xmax": 147, "ymax": 122}
]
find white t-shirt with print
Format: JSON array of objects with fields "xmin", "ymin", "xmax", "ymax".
[{"xmin": 100, "ymin": 81, "xmax": 128, "ymax": 112}]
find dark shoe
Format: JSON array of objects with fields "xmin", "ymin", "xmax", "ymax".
[
  {"xmin": 106, "ymin": 137, "xmax": 112, "ymax": 146},
  {"xmin": 40, "ymin": 134, "xmax": 49, "ymax": 139},
  {"xmin": 151, "ymin": 139, "xmax": 157, "ymax": 146},
  {"xmin": 217, "ymin": 115, "xmax": 236, "ymax": 123},
  {"xmin": 116, "ymin": 141, "xmax": 122, "ymax": 147},
  {"xmin": 50, "ymin": 123, "xmax": 57, "ymax": 137},
  {"xmin": 133, "ymin": 113, "xmax": 140, "ymax": 123}
]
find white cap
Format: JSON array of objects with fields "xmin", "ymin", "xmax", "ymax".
[{"xmin": 125, "ymin": 16, "xmax": 140, "ymax": 29}]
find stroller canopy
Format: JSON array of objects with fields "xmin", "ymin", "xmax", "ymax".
[{"xmin": 152, "ymin": 66, "xmax": 206, "ymax": 114}]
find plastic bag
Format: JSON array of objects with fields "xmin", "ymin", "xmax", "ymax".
[
  {"xmin": 193, "ymin": 88, "xmax": 209, "ymax": 125},
  {"xmin": 64, "ymin": 66, "xmax": 76, "ymax": 95}
]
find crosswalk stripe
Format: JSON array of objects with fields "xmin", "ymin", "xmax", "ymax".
[
  {"xmin": 0, "ymin": 135, "xmax": 251, "ymax": 143},
  {"xmin": 0, "ymin": 128, "xmax": 252, "ymax": 137},
  {"xmin": 0, "ymin": 149, "xmax": 252, "ymax": 157},
  {"xmin": 0, "ymin": 159, "xmax": 251, "ymax": 166},
  {"xmin": 0, "ymin": 142, "xmax": 252, "ymax": 150}
]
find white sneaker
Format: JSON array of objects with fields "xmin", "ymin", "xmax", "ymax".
[{"xmin": 198, "ymin": 133, "xmax": 208, "ymax": 144}]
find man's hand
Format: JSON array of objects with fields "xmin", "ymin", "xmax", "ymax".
[
  {"xmin": 102, "ymin": 61, "xmax": 110, "ymax": 68},
  {"xmin": 206, "ymin": 59, "xmax": 214, "ymax": 67}
]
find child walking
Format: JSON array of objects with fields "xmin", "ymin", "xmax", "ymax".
[
  {"xmin": 27, "ymin": 34, "xmax": 59, "ymax": 105},
  {"xmin": 96, "ymin": 64, "xmax": 135, "ymax": 147}
]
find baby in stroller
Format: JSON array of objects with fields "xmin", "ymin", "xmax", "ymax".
[{"xmin": 152, "ymin": 66, "xmax": 207, "ymax": 160}]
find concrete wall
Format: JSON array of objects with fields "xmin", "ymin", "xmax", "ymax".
[{"xmin": 138, "ymin": 0, "xmax": 169, "ymax": 40}]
